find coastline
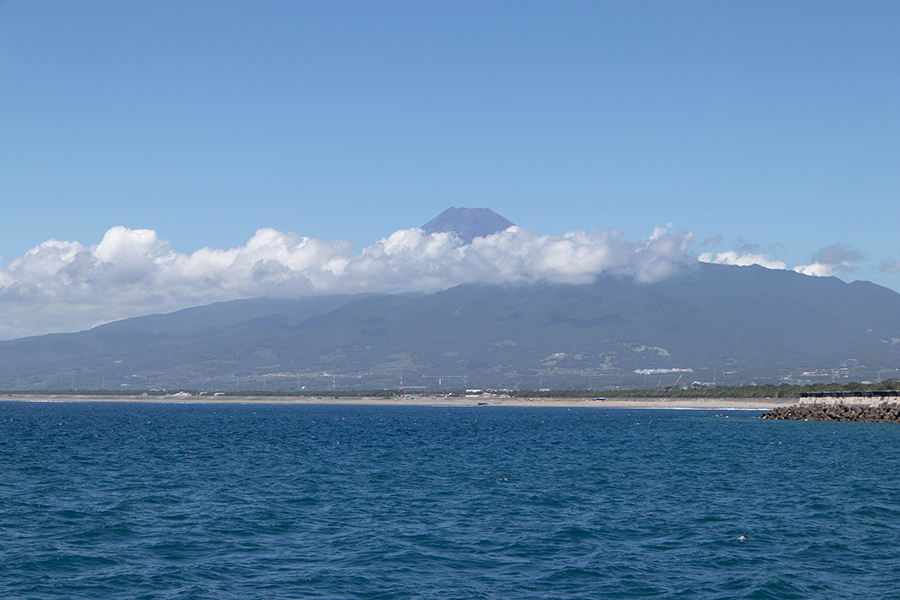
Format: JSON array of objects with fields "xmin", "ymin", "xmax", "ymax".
[{"xmin": 0, "ymin": 394, "xmax": 793, "ymax": 410}]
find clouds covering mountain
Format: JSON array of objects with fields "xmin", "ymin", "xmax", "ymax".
[
  {"xmin": 0, "ymin": 212, "xmax": 695, "ymax": 339},
  {"xmin": 0, "ymin": 207, "xmax": 879, "ymax": 341},
  {"xmin": 1, "ymin": 206, "xmax": 896, "ymax": 389}
]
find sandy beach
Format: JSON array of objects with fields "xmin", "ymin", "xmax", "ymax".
[{"xmin": 0, "ymin": 394, "xmax": 793, "ymax": 410}]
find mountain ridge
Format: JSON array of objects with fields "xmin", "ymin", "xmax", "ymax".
[{"xmin": 1, "ymin": 263, "xmax": 898, "ymax": 391}]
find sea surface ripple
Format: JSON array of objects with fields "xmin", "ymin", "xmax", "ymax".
[{"xmin": 2, "ymin": 403, "xmax": 900, "ymax": 599}]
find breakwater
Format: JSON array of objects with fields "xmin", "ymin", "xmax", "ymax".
[{"xmin": 762, "ymin": 392, "xmax": 900, "ymax": 422}]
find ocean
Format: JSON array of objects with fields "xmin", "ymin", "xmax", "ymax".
[{"xmin": 2, "ymin": 402, "xmax": 899, "ymax": 599}]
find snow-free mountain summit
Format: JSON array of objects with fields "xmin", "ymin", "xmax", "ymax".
[{"xmin": 421, "ymin": 207, "xmax": 515, "ymax": 244}]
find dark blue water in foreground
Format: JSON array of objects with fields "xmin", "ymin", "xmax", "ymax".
[{"xmin": 3, "ymin": 403, "xmax": 900, "ymax": 599}]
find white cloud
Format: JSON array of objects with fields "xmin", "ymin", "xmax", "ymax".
[
  {"xmin": 793, "ymin": 243, "xmax": 863, "ymax": 277},
  {"xmin": 793, "ymin": 262, "xmax": 839, "ymax": 277},
  {"xmin": 0, "ymin": 224, "xmax": 695, "ymax": 339},
  {"xmin": 697, "ymin": 250, "xmax": 786, "ymax": 270}
]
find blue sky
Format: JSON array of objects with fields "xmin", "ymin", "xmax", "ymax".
[{"xmin": 0, "ymin": 1, "xmax": 898, "ymax": 338}]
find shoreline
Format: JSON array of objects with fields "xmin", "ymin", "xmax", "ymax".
[{"xmin": 0, "ymin": 394, "xmax": 794, "ymax": 410}]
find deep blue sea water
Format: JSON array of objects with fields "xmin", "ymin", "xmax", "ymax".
[{"xmin": 2, "ymin": 402, "xmax": 900, "ymax": 599}]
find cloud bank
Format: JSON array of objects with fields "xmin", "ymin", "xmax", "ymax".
[
  {"xmin": 1, "ymin": 224, "xmax": 890, "ymax": 341},
  {"xmin": 0, "ymin": 225, "xmax": 695, "ymax": 339}
]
